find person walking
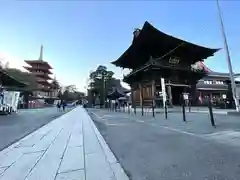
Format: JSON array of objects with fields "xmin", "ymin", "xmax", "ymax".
[
  {"xmin": 62, "ymin": 101, "xmax": 66, "ymax": 112},
  {"xmin": 57, "ymin": 102, "xmax": 61, "ymax": 112}
]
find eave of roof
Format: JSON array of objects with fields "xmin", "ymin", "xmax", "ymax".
[
  {"xmin": 123, "ymin": 64, "xmax": 206, "ymax": 84},
  {"xmin": 197, "ymin": 88, "xmax": 228, "ymax": 91},
  {"xmin": 0, "ymin": 69, "xmax": 27, "ymax": 87},
  {"xmin": 112, "ymin": 21, "xmax": 219, "ymax": 69},
  {"xmin": 24, "ymin": 60, "xmax": 53, "ymax": 69},
  {"xmin": 23, "ymin": 66, "xmax": 53, "ymax": 73}
]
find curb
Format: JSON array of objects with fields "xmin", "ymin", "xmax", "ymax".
[{"xmin": 84, "ymin": 109, "xmax": 129, "ymax": 180}]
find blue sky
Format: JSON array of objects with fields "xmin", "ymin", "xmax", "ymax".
[{"xmin": 0, "ymin": 1, "xmax": 240, "ymax": 92}]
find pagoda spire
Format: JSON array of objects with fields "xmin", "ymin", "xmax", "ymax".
[{"xmin": 39, "ymin": 45, "xmax": 43, "ymax": 61}]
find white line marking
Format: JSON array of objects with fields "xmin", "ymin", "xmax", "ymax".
[
  {"xmin": 107, "ymin": 124, "xmax": 127, "ymax": 126},
  {"xmin": 124, "ymin": 116, "xmax": 201, "ymax": 137},
  {"xmin": 90, "ymin": 112, "xmax": 108, "ymax": 125},
  {"xmin": 150, "ymin": 124, "xmax": 201, "ymax": 137}
]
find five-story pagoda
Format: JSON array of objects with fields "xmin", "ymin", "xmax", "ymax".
[{"xmin": 24, "ymin": 45, "xmax": 53, "ymax": 97}]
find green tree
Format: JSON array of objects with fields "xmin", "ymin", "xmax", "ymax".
[
  {"xmin": 50, "ymin": 77, "xmax": 61, "ymax": 91},
  {"xmin": 88, "ymin": 65, "xmax": 115, "ymax": 107},
  {"xmin": 65, "ymin": 85, "xmax": 77, "ymax": 92},
  {"xmin": 60, "ymin": 85, "xmax": 84, "ymax": 102}
]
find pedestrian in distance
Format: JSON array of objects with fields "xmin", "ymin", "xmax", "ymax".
[
  {"xmin": 57, "ymin": 102, "xmax": 61, "ymax": 112},
  {"xmin": 62, "ymin": 101, "xmax": 66, "ymax": 112}
]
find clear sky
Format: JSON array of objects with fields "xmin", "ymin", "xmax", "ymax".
[{"xmin": 0, "ymin": 1, "xmax": 240, "ymax": 92}]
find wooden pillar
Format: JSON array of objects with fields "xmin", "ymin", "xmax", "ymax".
[
  {"xmin": 167, "ymin": 80, "xmax": 173, "ymax": 107},
  {"xmin": 131, "ymin": 88, "xmax": 135, "ymax": 114},
  {"xmin": 139, "ymin": 84, "xmax": 144, "ymax": 116},
  {"xmin": 152, "ymin": 80, "xmax": 156, "ymax": 117},
  {"xmin": 189, "ymin": 82, "xmax": 196, "ymax": 105},
  {"xmin": 108, "ymin": 99, "xmax": 111, "ymax": 111},
  {"xmin": 133, "ymin": 90, "xmax": 136, "ymax": 114}
]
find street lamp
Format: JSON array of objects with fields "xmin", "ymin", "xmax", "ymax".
[{"xmin": 216, "ymin": 0, "xmax": 240, "ymax": 111}]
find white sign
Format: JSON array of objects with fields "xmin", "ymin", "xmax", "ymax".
[
  {"xmin": 183, "ymin": 93, "xmax": 189, "ymax": 100},
  {"xmin": 222, "ymin": 94, "xmax": 227, "ymax": 99},
  {"xmin": 161, "ymin": 78, "xmax": 167, "ymax": 106}
]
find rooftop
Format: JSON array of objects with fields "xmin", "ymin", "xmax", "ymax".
[
  {"xmin": 24, "ymin": 45, "xmax": 53, "ymax": 69},
  {"xmin": 198, "ymin": 61, "xmax": 240, "ymax": 78},
  {"xmin": 23, "ymin": 64, "xmax": 53, "ymax": 72},
  {"xmin": 112, "ymin": 21, "xmax": 219, "ymax": 69},
  {"xmin": 0, "ymin": 69, "xmax": 27, "ymax": 88}
]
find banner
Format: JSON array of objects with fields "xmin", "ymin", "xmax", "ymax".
[{"xmin": 161, "ymin": 78, "xmax": 167, "ymax": 107}]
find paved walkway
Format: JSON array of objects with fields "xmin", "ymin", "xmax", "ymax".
[{"xmin": 0, "ymin": 107, "xmax": 128, "ymax": 180}]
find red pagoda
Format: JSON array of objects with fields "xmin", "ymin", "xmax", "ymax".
[{"xmin": 24, "ymin": 45, "xmax": 53, "ymax": 97}]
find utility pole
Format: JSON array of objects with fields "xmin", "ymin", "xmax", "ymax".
[
  {"xmin": 101, "ymin": 73, "xmax": 106, "ymax": 108},
  {"xmin": 102, "ymin": 76, "xmax": 105, "ymax": 108},
  {"xmin": 216, "ymin": 0, "xmax": 240, "ymax": 111}
]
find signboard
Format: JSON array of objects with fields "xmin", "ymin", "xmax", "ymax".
[
  {"xmin": 222, "ymin": 94, "xmax": 227, "ymax": 99},
  {"xmin": 161, "ymin": 78, "xmax": 167, "ymax": 107},
  {"xmin": 169, "ymin": 57, "xmax": 180, "ymax": 65},
  {"xmin": 183, "ymin": 93, "xmax": 189, "ymax": 100}
]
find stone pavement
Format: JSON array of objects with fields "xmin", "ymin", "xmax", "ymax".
[
  {"xmin": 88, "ymin": 108, "xmax": 240, "ymax": 180},
  {"xmin": 0, "ymin": 106, "xmax": 128, "ymax": 180},
  {"xmin": 90, "ymin": 108, "xmax": 240, "ymax": 138}
]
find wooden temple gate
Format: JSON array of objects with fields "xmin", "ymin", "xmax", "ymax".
[{"xmin": 111, "ymin": 21, "xmax": 219, "ymax": 115}]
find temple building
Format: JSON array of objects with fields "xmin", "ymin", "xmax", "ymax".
[
  {"xmin": 0, "ymin": 68, "xmax": 27, "ymax": 88},
  {"xmin": 195, "ymin": 62, "xmax": 240, "ymax": 107},
  {"xmin": 106, "ymin": 79, "xmax": 130, "ymax": 104},
  {"xmin": 24, "ymin": 45, "xmax": 57, "ymax": 98},
  {"xmin": 87, "ymin": 79, "xmax": 129, "ymax": 106},
  {"xmin": 112, "ymin": 21, "xmax": 220, "ymax": 109}
]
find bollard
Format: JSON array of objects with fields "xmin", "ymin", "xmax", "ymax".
[
  {"xmin": 164, "ymin": 102, "xmax": 168, "ymax": 119},
  {"xmin": 152, "ymin": 101, "xmax": 155, "ymax": 118},
  {"xmin": 188, "ymin": 100, "xmax": 191, "ymax": 112},
  {"xmin": 182, "ymin": 100, "xmax": 186, "ymax": 122},
  {"xmin": 142, "ymin": 105, "xmax": 144, "ymax": 116},
  {"xmin": 208, "ymin": 97, "xmax": 216, "ymax": 127}
]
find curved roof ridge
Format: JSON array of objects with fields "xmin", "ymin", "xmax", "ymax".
[
  {"xmin": 112, "ymin": 21, "xmax": 220, "ymax": 69},
  {"xmin": 142, "ymin": 21, "xmax": 220, "ymax": 51}
]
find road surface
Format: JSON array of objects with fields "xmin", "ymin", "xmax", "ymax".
[
  {"xmin": 0, "ymin": 107, "xmax": 73, "ymax": 151},
  {"xmin": 88, "ymin": 109, "xmax": 240, "ymax": 180}
]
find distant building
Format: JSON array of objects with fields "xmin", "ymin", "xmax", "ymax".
[
  {"xmin": 195, "ymin": 62, "xmax": 240, "ymax": 107},
  {"xmin": 0, "ymin": 68, "xmax": 27, "ymax": 88},
  {"xmin": 87, "ymin": 79, "xmax": 130, "ymax": 106},
  {"xmin": 107, "ymin": 79, "xmax": 130, "ymax": 94},
  {"xmin": 23, "ymin": 45, "xmax": 58, "ymax": 98}
]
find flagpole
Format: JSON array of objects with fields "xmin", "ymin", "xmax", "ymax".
[{"xmin": 216, "ymin": 0, "xmax": 240, "ymax": 111}]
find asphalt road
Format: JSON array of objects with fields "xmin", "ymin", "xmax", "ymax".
[
  {"xmin": 0, "ymin": 107, "xmax": 73, "ymax": 151},
  {"xmin": 88, "ymin": 109, "xmax": 240, "ymax": 180}
]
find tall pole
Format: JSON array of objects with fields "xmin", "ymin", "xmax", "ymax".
[
  {"xmin": 102, "ymin": 75, "xmax": 105, "ymax": 108},
  {"xmin": 216, "ymin": 0, "xmax": 240, "ymax": 111}
]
